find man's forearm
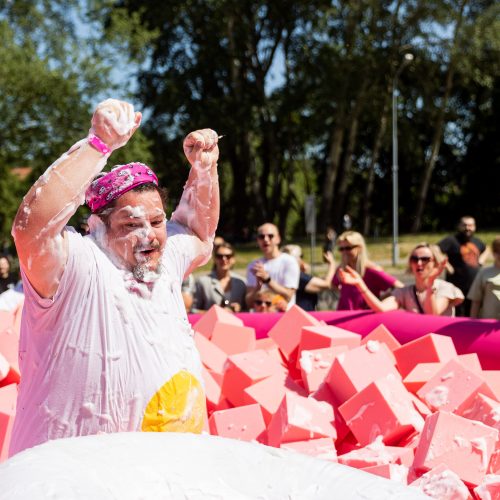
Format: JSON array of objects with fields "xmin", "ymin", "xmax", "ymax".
[
  {"xmin": 171, "ymin": 161, "xmax": 219, "ymax": 244},
  {"xmin": 266, "ymin": 279, "xmax": 295, "ymax": 303}
]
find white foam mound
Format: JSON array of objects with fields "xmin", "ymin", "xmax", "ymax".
[{"xmin": 0, "ymin": 432, "xmax": 430, "ymax": 499}]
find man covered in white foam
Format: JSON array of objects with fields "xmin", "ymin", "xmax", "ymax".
[{"xmin": 9, "ymin": 99, "xmax": 220, "ymax": 456}]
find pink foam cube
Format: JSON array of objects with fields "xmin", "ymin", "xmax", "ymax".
[
  {"xmin": 410, "ymin": 464, "xmax": 473, "ymax": 499},
  {"xmin": 483, "ymin": 371, "xmax": 500, "ymax": 402},
  {"xmin": 192, "ymin": 305, "xmax": 243, "ymax": 339},
  {"xmin": 0, "ymin": 328, "xmax": 20, "ymax": 385},
  {"xmin": 393, "ymin": 333, "xmax": 457, "ymax": 378},
  {"xmin": 267, "ymin": 305, "xmax": 321, "ymax": 360},
  {"xmin": 243, "ymin": 371, "xmax": 306, "ymax": 425},
  {"xmin": 0, "ymin": 383, "xmax": 17, "ymax": 462},
  {"xmin": 220, "ymin": 349, "xmax": 284, "ymax": 407},
  {"xmin": 194, "ymin": 332, "xmax": 228, "ymax": 378},
  {"xmin": 474, "ymin": 474, "xmax": 500, "ymax": 500},
  {"xmin": 409, "ymin": 393, "xmax": 432, "ymax": 419},
  {"xmin": 324, "ymin": 343, "xmax": 401, "ymax": 405},
  {"xmin": 413, "ymin": 411, "xmax": 498, "ymax": 487},
  {"xmin": 299, "ymin": 346, "xmax": 347, "ymax": 394},
  {"xmin": 267, "ymin": 392, "xmax": 336, "ymax": 447},
  {"xmin": 210, "ymin": 323, "xmax": 256, "ymax": 355},
  {"xmin": 458, "ymin": 393, "xmax": 500, "ymax": 430},
  {"xmin": 338, "ymin": 436, "xmax": 414, "ymax": 468},
  {"xmin": 362, "ymin": 464, "xmax": 409, "ymax": 484},
  {"xmin": 416, "ymin": 358, "xmax": 495, "ymax": 414},
  {"xmin": 311, "ymin": 383, "xmax": 349, "ymax": 442},
  {"xmin": 281, "ymin": 437, "xmax": 337, "ymax": 462},
  {"xmin": 404, "ymin": 363, "xmax": 443, "ymax": 394},
  {"xmin": 361, "ymin": 324, "xmax": 401, "ymax": 364},
  {"xmin": 201, "ymin": 366, "xmax": 222, "ymax": 414},
  {"xmin": 208, "ymin": 404, "xmax": 266, "ymax": 443},
  {"xmin": 339, "ymin": 373, "xmax": 424, "ymax": 446},
  {"xmin": 297, "ymin": 325, "xmax": 361, "ymax": 364}
]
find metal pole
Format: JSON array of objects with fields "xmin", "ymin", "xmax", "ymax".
[{"xmin": 392, "ymin": 83, "xmax": 399, "ymax": 267}]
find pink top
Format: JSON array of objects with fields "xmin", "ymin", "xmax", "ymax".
[{"xmin": 333, "ymin": 267, "xmax": 397, "ymax": 310}]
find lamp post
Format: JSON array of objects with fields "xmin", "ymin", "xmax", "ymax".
[{"xmin": 392, "ymin": 52, "xmax": 414, "ymax": 267}]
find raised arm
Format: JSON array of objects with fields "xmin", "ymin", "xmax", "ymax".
[
  {"xmin": 12, "ymin": 99, "xmax": 141, "ymax": 298},
  {"xmin": 304, "ymin": 251, "xmax": 337, "ymax": 294},
  {"xmin": 170, "ymin": 129, "xmax": 219, "ymax": 245}
]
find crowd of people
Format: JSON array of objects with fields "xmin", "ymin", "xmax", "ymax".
[{"xmin": 180, "ymin": 217, "xmax": 499, "ymax": 320}]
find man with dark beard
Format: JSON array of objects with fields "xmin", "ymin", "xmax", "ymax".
[
  {"xmin": 9, "ymin": 99, "xmax": 219, "ymax": 456},
  {"xmin": 438, "ymin": 216, "xmax": 488, "ymax": 316}
]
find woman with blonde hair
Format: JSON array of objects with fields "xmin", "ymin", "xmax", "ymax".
[
  {"xmin": 339, "ymin": 243, "xmax": 464, "ymax": 316},
  {"xmin": 333, "ymin": 231, "xmax": 403, "ymax": 310}
]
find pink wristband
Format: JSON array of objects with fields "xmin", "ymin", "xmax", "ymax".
[{"xmin": 88, "ymin": 133, "xmax": 111, "ymax": 155}]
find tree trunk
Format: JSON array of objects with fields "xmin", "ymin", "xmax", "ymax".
[{"xmin": 411, "ymin": 0, "xmax": 467, "ymax": 232}]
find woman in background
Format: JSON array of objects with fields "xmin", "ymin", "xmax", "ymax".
[
  {"xmin": 192, "ymin": 242, "xmax": 247, "ymax": 312},
  {"xmin": 333, "ymin": 231, "xmax": 403, "ymax": 310},
  {"xmin": 340, "ymin": 243, "xmax": 464, "ymax": 316}
]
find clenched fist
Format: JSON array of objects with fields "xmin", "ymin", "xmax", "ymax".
[
  {"xmin": 90, "ymin": 99, "xmax": 142, "ymax": 152},
  {"xmin": 183, "ymin": 129, "xmax": 219, "ymax": 169}
]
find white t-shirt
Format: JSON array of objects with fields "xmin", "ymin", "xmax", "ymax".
[
  {"xmin": 10, "ymin": 222, "xmax": 208, "ymax": 457},
  {"xmin": 246, "ymin": 253, "xmax": 300, "ymax": 306}
]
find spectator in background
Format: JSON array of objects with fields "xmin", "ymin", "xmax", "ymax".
[
  {"xmin": 246, "ymin": 223, "xmax": 300, "ymax": 310},
  {"xmin": 438, "ymin": 216, "xmax": 488, "ymax": 316},
  {"xmin": 193, "ymin": 242, "xmax": 246, "ymax": 312},
  {"xmin": 251, "ymin": 289, "xmax": 287, "ymax": 313},
  {"xmin": 468, "ymin": 236, "xmax": 500, "ymax": 320},
  {"xmin": 340, "ymin": 243, "xmax": 464, "ymax": 316},
  {"xmin": 282, "ymin": 245, "xmax": 336, "ymax": 311},
  {"xmin": 333, "ymin": 231, "xmax": 403, "ymax": 310},
  {"xmin": 0, "ymin": 256, "xmax": 18, "ymax": 294}
]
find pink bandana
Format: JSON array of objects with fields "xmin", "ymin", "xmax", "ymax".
[{"xmin": 85, "ymin": 163, "xmax": 159, "ymax": 213}]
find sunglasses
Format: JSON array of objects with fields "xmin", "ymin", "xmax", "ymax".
[
  {"xmin": 254, "ymin": 300, "xmax": 272, "ymax": 307},
  {"xmin": 338, "ymin": 245, "xmax": 357, "ymax": 252},
  {"xmin": 215, "ymin": 253, "xmax": 233, "ymax": 260},
  {"xmin": 257, "ymin": 233, "xmax": 275, "ymax": 240},
  {"xmin": 409, "ymin": 255, "xmax": 432, "ymax": 264}
]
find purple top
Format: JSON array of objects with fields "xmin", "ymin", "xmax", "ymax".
[{"xmin": 333, "ymin": 266, "xmax": 397, "ymax": 310}]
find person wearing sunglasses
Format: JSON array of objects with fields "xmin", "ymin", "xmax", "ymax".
[
  {"xmin": 251, "ymin": 290, "xmax": 287, "ymax": 313},
  {"xmin": 193, "ymin": 242, "xmax": 247, "ymax": 313},
  {"xmin": 339, "ymin": 243, "xmax": 464, "ymax": 316},
  {"xmin": 245, "ymin": 223, "xmax": 300, "ymax": 310},
  {"xmin": 333, "ymin": 231, "xmax": 403, "ymax": 310}
]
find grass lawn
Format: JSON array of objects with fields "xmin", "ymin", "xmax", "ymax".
[{"xmin": 193, "ymin": 231, "xmax": 500, "ymax": 284}]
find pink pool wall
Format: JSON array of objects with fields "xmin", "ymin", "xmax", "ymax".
[{"xmin": 189, "ymin": 310, "xmax": 500, "ymax": 369}]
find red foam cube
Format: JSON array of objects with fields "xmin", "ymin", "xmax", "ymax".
[
  {"xmin": 458, "ymin": 393, "xmax": 500, "ymax": 430},
  {"xmin": 243, "ymin": 371, "xmax": 306, "ymax": 425},
  {"xmin": 393, "ymin": 333, "xmax": 457, "ymax": 378},
  {"xmin": 410, "ymin": 463, "xmax": 473, "ymax": 499},
  {"xmin": 474, "ymin": 475, "xmax": 500, "ymax": 500},
  {"xmin": 0, "ymin": 383, "xmax": 17, "ymax": 462},
  {"xmin": 416, "ymin": 358, "xmax": 495, "ymax": 414},
  {"xmin": 208, "ymin": 404, "xmax": 266, "ymax": 443},
  {"xmin": 361, "ymin": 324, "xmax": 401, "ymax": 364},
  {"xmin": 192, "ymin": 305, "xmax": 243, "ymax": 339},
  {"xmin": 339, "ymin": 374, "xmax": 424, "ymax": 447},
  {"xmin": 210, "ymin": 323, "xmax": 256, "ymax": 355},
  {"xmin": 413, "ymin": 411, "xmax": 498, "ymax": 487},
  {"xmin": 297, "ymin": 325, "xmax": 361, "ymax": 365},
  {"xmin": 281, "ymin": 437, "xmax": 338, "ymax": 462},
  {"xmin": 299, "ymin": 346, "xmax": 347, "ymax": 394},
  {"xmin": 267, "ymin": 392, "xmax": 336, "ymax": 448},
  {"xmin": 267, "ymin": 305, "xmax": 321, "ymax": 360},
  {"xmin": 220, "ymin": 349, "xmax": 284, "ymax": 407},
  {"xmin": 194, "ymin": 332, "xmax": 228, "ymax": 378},
  {"xmin": 338, "ymin": 436, "xmax": 414, "ymax": 468},
  {"xmin": 325, "ymin": 343, "xmax": 401, "ymax": 405},
  {"xmin": 362, "ymin": 463, "xmax": 409, "ymax": 484}
]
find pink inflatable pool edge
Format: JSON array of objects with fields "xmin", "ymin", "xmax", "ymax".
[{"xmin": 189, "ymin": 310, "xmax": 500, "ymax": 370}]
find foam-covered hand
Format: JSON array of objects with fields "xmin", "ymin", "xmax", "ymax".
[
  {"xmin": 183, "ymin": 129, "xmax": 219, "ymax": 168},
  {"xmin": 90, "ymin": 99, "xmax": 142, "ymax": 151}
]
